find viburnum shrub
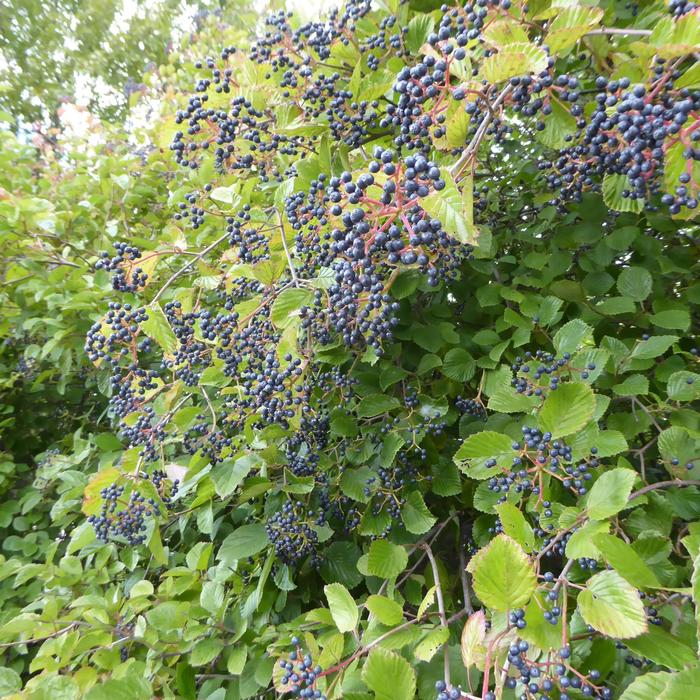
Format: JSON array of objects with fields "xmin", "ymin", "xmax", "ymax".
[{"xmin": 1, "ymin": 0, "xmax": 700, "ymax": 698}]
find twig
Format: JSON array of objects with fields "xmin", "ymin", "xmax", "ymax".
[
  {"xmin": 450, "ymin": 84, "xmax": 513, "ymax": 181},
  {"xmin": 585, "ymin": 28, "xmax": 652, "ymax": 36},
  {"xmin": 423, "ymin": 544, "xmax": 450, "ymax": 689},
  {"xmin": 629, "ymin": 479, "xmax": 700, "ymax": 502},
  {"xmin": 201, "ymin": 386, "xmax": 216, "ymax": 434},
  {"xmin": 393, "ymin": 515, "xmax": 457, "ymax": 591},
  {"xmin": 151, "ymin": 231, "xmax": 231, "ymax": 304},
  {"xmin": 277, "ymin": 209, "xmax": 298, "ymax": 285},
  {"xmin": 631, "ymin": 397, "xmax": 663, "ymax": 432},
  {"xmin": 458, "ymin": 546, "xmax": 474, "ymax": 615}
]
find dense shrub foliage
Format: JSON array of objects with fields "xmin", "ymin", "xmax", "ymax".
[{"xmin": 0, "ymin": 1, "xmax": 699, "ymax": 698}]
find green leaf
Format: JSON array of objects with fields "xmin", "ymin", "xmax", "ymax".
[
  {"xmin": 667, "ymin": 371, "xmax": 700, "ymax": 401},
  {"xmin": 324, "ymin": 582, "xmax": 358, "ymax": 633},
  {"xmin": 401, "ymin": 491, "xmax": 437, "ymax": 535},
  {"xmin": 535, "ymin": 98, "xmax": 577, "ymax": 149},
  {"xmin": 629, "ymin": 335, "xmax": 678, "ymax": 361},
  {"xmin": 658, "ymin": 426, "xmax": 698, "ymax": 477},
  {"xmin": 146, "ymin": 601, "xmax": 190, "ymax": 631},
  {"xmin": 405, "ymin": 15, "xmax": 434, "ymax": 52},
  {"xmin": 420, "ymin": 169, "xmax": 478, "ymax": 245},
  {"xmin": 613, "ymin": 374, "xmax": 649, "ymax": 396},
  {"xmin": 321, "ymin": 541, "xmax": 363, "ymax": 589},
  {"xmin": 460, "ymin": 610, "xmax": 487, "ymax": 669},
  {"xmin": 467, "ymin": 534, "xmax": 537, "ymax": 611},
  {"xmin": 602, "ymin": 174, "xmax": 644, "ymax": 213},
  {"xmin": 616, "ymin": 266, "xmax": 653, "ymax": 302},
  {"xmin": 270, "ymin": 287, "xmax": 314, "ymax": 329},
  {"xmin": 140, "ymin": 303, "xmax": 178, "ymax": 354},
  {"xmin": 650, "ymin": 310, "xmax": 690, "ymax": 331},
  {"xmin": 545, "ymin": 6, "xmax": 603, "ymax": 51},
  {"xmin": 362, "ymin": 647, "xmax": 416, "ymax": 700},
  {"xmin": 453, "ymin": 431, "xmax": 516, "ymax": 479},
  {"xmin": 619, "ymin": 672, "xmax": 674, "ymax": 700},
  {"xmin": 366, "ymin": 540, "xmax": 408, "ymax": 579},
  {"xmin": 209, "ymin": 185, "xmax": 239, "ymax": 205},
  {"xmin": 85, "ymin": 674, "xmax": 152, "ymax": 700},
  {"xmin": 539, "ymin": 382, "xmax": 596, "ymax": 438},
  {"xmin": 217, "ymin": 524, "xmax": 269, "ymax": 564},
  {"xmin": 692, "ymin": 553, "xmax": 700, "ymax": 654},
  {"xmin": 592, "ymin": 534, "xmax": 660, "ymax": 588},
  {"xmin": 442, "ymin": 348, "xmax": 476, "ymax": 382},
  {"xmin": 565, "ymin": 520, "xmax": 609, "ymax": 559},
  {"xmin": 624, "ymin": 625, "xmax": 697, "ymax": 670},
  {"xmin": 586, "ymin": 468, "xmax": 636, "ymax": 520},
  {"xmin": 577, "ymin": 570, "xmax": 647, "ymax": 639},
  {"xmin": 190, "ymin": 638, "xmax": 224, "ymax": 666},
  {"xmin": 211, "ymin": 453, "xmax": 261, "ymax": 498},
  {"xmin": 227, "ymin": 646, "xmax": 247, "ymax": 675},
  {"xmin": 483, "ymin": 18, "xmax": 530, "ymax": 47},
  {"xmin": 414, "ymin": 627, "xmax": 449, "ymax": 662},
  {"xmin": 495, "ymin": 502, "xmax": 535, "ymax": 551},
  {"xmin": 553, "ymin": 319, "xmax": 593, "ymax": 355},
  {"xmin": 481, "ymin": 43, "xmax": 548, "ymax": 83},
  {"xmin": 356, "ymin": 394, "xmax": 400, "ymax": 418},
  {"xmin": 0, "ymin": 668, "xmax": 21, "ymax": 696},
  {"xmin": 365, "ymin": 595, "xmax": 404, "ymax": 626}
]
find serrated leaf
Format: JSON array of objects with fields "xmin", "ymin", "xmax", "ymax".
[
  {"xmin": 401, "ymin": 491, "xmax": 437, "ymax": 535},
  {"xmin": 613, "ymin": 374, "xmax": 649, "ymax": 396},
  {"xmin": 270, "ymin": 287, "xmax": 314, "ymax": 329},
  {"xmin": 592, "ymin": 534, "xmax": 660, "ymax": 589},
  {"xmin": 367, "ymin": 540, "xmax": 408, "ymax": 579},
  {"xmin": 453, "ymin": 431, "xmax": 516, "ymax": 479},
  {"xmin": 629, "ymin": 335, "xmax": 678, "ymax": 361},
  {"xmin": 414, "ymin": 627, "xmax": 449, "ymax": 662},
  {"xmin": 460, "ymin": 610, "xmax": 487, "ymax": 669},
  {"xmin": 539, "ymin": 382, "xmax": 595, "ymax": 438},
  {"xmin": 495, "ymin": 502, "xmax": 535, "ymax": 551},
  {"xmin": 217, "ymin": 524, "xmax": 268, "ymax": 565},
  {"xmin": 420, "ymin": 169, "xmax": 477, "ymax": 245},
  {"xmin": 603, "ymin": 174, "xmax": 644, "ymax": 213},
  {"xmin": 619, "ymin": 672, "xmax": 674, "ymax": 700},
  {"xmin": 545, "ymin": 6, "xmax": 603, "ymax": 52},
  {"xmin": 586, "ymin": 468, "xmax": 636, "ymax": 520},
  {"xmin": 140, "ymin": 303, "xmax": 178, "ymax": 354},
  {"xmin": 624, "ymin": 625, "xmax": 697, "ymax": 670},
  {"xmin": 650, "ymin": 310, "xmax": 690, "ymax": 331},
  {"xmin": 362, "ymin": 647, "xmax": 416, "ymax": 700},
  {"xmin": 553, "ymin": 319, "xmax": 593, "ymax": 355},
  {"xmin": 616, "ymin": 266, "xmax": 652, "ymax": 302},
  {"xmin": 442, "ymin": 348, "xmax": 476, "ymax": 382},
  {"xmin": 483, "ymin": 19, "xmax": 529, "ymax": 47},
  {"xmin": 366, "ymin": 595, "xmax": 403, "ymax": 626},
  {"xmin": 536, "ymin": 98, "xmax": 577, "ymax": 149},
  {"xmin": 481, "ymin": 43, "xmax": 548, "ymax": 83},
  {"xmin": 406, "ymin": 15, "xmax": 434, "ymax": 52},
  {"xmin": 356, "ymin": 394, "xmax": 400, "ymax": 418},
  {"xmin": 190, "ymin": 638, "xmax": 224, "ymax": 666},
  {"xmin": 467, "ymin": 534, "xmax": 536, "ymax": 611},
  {"xmin": 577, "ymin": 570, "xmax": 647, "ymax": 639},
  {"xmin": 324, "ymin": 583, "xmax": 358, "ymax": 633}
]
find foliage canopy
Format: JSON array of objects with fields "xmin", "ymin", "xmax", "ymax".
[{"xmin": 0, "ymin": 0, "xmax": 699, "ymax": 699}]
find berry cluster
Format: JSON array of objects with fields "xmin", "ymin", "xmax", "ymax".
[
  {"xmin": 538, "ymin": 71, "xmax": 700, "ymax": 212},
  {"xmin": 87, "ymin": 471, "xmax": 178, "ymax": 545},
  {"xmin": 455, "ymin": 395, "xmax": 487, "ymax": 420},
  {"xmin": 266, "ymin": 502, "xmax": 321, "ymax": 566},
  {"xmin": 96, "ymin": 242, "xmax": 150, "ymax": 292},
  {"xmin": 278, "ymin": 637, "xmax": 326, "ymax": 700},
  {"xmin": 503, "ymin": 642, "xmax": 611, "ymax": 700},
  {"xmin": 511, "ymin": 350, "xmax": 595, "ymax": 396}
]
